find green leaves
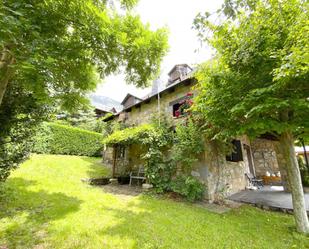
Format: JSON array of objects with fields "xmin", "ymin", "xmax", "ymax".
[
  {"xmin": 171, "ymin": 175, "xmax": 205, "ymax": 202},
  {"xmin": 194, "ymin": 0, "xmax": 309, "ymax": 141},
  {"xmin": 0, "ymin": 0, "xmax": 168, "ymax": 109},
  {"xmin": 103, "ymin": 124, "xmax": 155, "ymax": 146},
  {"xmin": 0, "ymin": 0, "xmax": 168, "ymax": 179},
  {"xmin": 172, "ymin": 118, "xmax": 204, "ymax": 171},
  {"xmin": 33, "ymin": 122, "xmax": 103, "ymax": 156}
]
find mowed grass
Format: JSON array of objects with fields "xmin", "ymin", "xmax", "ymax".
[{"xmin": 0, "ymin": 155, "xmax": 308, "ymax": 249}]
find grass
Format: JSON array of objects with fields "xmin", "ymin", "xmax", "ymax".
[{"xmin": 0, "ymin": 154, "xmax": 308, "ymax": 249}]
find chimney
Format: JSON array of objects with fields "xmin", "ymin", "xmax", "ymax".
[
  {"xmin": 151, "ymin": 78, "xmax": 162, "ymax": 95},
  {"xmin": 167, "ymin": 64, "xmax": 192, "ymax": 86}
]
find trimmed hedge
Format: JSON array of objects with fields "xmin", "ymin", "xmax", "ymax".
[{"xmin": 33, "ymin": 122, "xmax": 103, "ymax": 156}]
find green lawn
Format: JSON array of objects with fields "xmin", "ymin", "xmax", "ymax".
[{"xmin": 0, "ymin": 155, "xmax": 308, "ymax": 249}]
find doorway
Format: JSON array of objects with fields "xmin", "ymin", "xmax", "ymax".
[{"xmin": 244, "ymin": 144, "xmax": 256, "ymax": 176}]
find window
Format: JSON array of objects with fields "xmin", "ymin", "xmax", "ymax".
[
  {"xmin": 172, "ymin": 103, "xmax": 182, "ymax": 117},
  {"xmin": 115, "ymin": 145, "xmax": 125, "ymax": 159},
  {"xmin": 170, "ymin": 93, "xmax": 194, "ymax": 118},
  {"xmin": 226, "ymin": 140, "xmax": 243, "ymax": 162}
]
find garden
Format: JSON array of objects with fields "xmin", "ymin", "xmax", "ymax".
[
  {"xmin": 1, "ymin": 0, "xmax": 308, "ymax": 243},
  {"xmin": 0, "ymin": 154, "xmax": 308, "ymax": 249}
]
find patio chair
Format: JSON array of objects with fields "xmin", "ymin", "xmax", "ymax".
[
  {"xmin": 245, "ymin": 173, "xmax": 264, "ymax": 189},
  {"xmin": 129, "ymin": 166, "xmax": 146, "ymax": 186}
]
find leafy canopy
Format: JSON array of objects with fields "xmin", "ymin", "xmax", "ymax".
[
  {"xmin": 103, "ymin": 124, "xmax": 155, "ymax": 146},
  {"xmin": 0, "ymin": 0, "xmax": 168, "ymax": 110},
  {"xmin": 0, "ymin": 0, "xmax": 168, "ymax": 181},
  {"xmin": 193, "ymin": 0, "xmax": 309, "ymax": 140}
]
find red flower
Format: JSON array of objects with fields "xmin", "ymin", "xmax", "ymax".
[
  {"xmin": 175, "ymin": 110, "xmax": 181, "ymax": 117},
  {"xmin": 187, "ymin": 99, "xmax": 193, "ymax": 105},
  {"xmin": 186, "ymin": 92, "xmax": 193, "ymax": 97}
]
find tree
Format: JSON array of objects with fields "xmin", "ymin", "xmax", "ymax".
[
  {"xmin": 0, "ymin": 0, "xmax": 168, "ymax": 110},
  {"xmin": 0, "ymin": 78, "xmax": 49, "ymax": 181},
  {"xmin": 194, "ymin": 0, "xmax": 309, "ymax": 233},
  {"xmin": 55, "ymin": 108, "xmax": 111, "ymax": 134},
  {"xmin": 0, "ymin": 0, "xmax": 168, "ymax": 181}
]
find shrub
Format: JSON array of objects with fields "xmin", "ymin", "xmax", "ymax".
[
  {"xmin": 143, "ymin": 115, "xmax": 175, "ymax": 192},
  {"xmin": 33, "ymin": 122, "xmax": 103, "ymax": 156},
  {"xmin": 171, "ymin": 175, "xmax": 205, "ymax": 202},
  {"xmin": 0, "ymin": 81, "xmax": 49, "ymax": 181},
  {"xmin": 172, "ymin": 118, "xmax": 204, "ymax": 172}
]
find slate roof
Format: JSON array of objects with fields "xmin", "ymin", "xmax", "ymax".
[
  {"xmin": 120, "ymin": 93, "xmax": 143, "ymax": 105},
  {"xmin": 123, "ymin": 72, "xmax": 194, "ymax": 111}
]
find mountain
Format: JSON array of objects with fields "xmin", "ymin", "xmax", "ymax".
[{"xmin": 89, "ymin": 93, "xmax": 123, "ymax": 113}]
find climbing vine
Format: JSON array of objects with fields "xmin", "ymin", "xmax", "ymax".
[
  {"xmin": 103, "ymin": 114, "xmax": 205, "ymax": 200},
  {"xmin": 172, "ymin": 117, "xmax": 205, "ymax": 173}
]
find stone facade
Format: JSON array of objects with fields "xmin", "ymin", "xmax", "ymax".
[
  {"xmin": 251, "ymin": 139, "xmax": 280, "ymax": 177},
  {"xmin": 103, "ymin": 74, "xmax": 284, "ymax": 201},
  {"xmin": 188, "ymin": 138, "xmax": 250, "ymax": 202},
  {"xmin": 124, "ymin": 80, "xmax": 196, "ymax": 126}
]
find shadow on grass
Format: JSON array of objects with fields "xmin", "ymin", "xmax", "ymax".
[
  {"xmin": 0, "ymin": 178, "xmax": 82, "ymax": 248},
  {"xmin": 97, "ymin": 196, "xmax": 154, "ymax": 248},
  {"xmin": 93, "ymin": 195, "xmax": 309, "ymax": 249},
  {"xmin": 80, "ymin": 157, "xmax": 111, "ymax": 179}
]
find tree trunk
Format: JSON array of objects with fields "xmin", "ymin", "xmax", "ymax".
[
  {"xmin": 280, "ymin": 131, "xmax": 309, "ymax": 234},
  {"xmin": 0, "ymin": 48, "xmax": 15, "ymax": 107}
]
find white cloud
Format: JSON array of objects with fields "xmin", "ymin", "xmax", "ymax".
[{"xmin": 95, "ymin": 0, "xmax": 223, "ymax": 102}]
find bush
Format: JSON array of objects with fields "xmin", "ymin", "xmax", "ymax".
[
  {"xmin": 171, "ymin": 175, "xmax": 205, "ymax": 202},
  {"xmin": 0, "ymin": 81, "xmax": 49, "ymax": 181},
  {"xmin": 172, "ymin": 118, "xmax": 204, "ymax": 172},
  {"xmin": 33, "ymin": 122, "xmax": 103, "ymax": 156}
]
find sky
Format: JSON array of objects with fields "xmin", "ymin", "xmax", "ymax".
[{"xmin": 94, "ymin": 0, "xmax": 223, "ymax": 102}]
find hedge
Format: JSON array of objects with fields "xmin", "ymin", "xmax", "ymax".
[{"xmin": 33, "ymin": 122, "xmax": 103, "ymax": 156}]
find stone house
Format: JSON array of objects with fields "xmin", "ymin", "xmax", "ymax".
[{"xmin": 103, "ymin": 64, "xmax": 287, "ymax": 201}]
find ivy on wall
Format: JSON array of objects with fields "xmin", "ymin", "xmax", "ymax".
[
  {"xmin": 103, "ymin": 114, "xmax": 205, "ymax": 201},
  {"xmin": 103, "ymin": 124, "xmax": 155, "ymax": 146}
]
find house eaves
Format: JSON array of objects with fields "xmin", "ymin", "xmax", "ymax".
[
  {"xmin": 122, "ymin": 74, "xmax": 195, "ymax": 112},
  {"xmin": 120, "ymin": 93, "xmax": 143, "ymax": 105}
]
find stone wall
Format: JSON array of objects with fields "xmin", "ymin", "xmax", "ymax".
[
  {"xmin": 126, "ymin": 144, "xmax": 147, "ymax": 172},
  {"xmin": 124, "ymin": 82, "xmax": 196, "ymax": 126},
  {"xmin": 102, "ymin": 146, "xmax": 113, "ymax": 169},
  {"xmin": 184, "ymin": 136, "xmax": 250, "ymax": 202},
  {"xmin": 102, "ymin": 146, "xmax": 130, "ymax": 176},
  {"xmin": 103, "ymin": 81, "xmax": 256, "ymax": 200},
  {"xmin": 103, "ymin": 134, "xmax": 251, "ymax": 201},
  {"xmin": 251, "ymin": 139, "xmax": 280, "ymax": 177},
  {"xmin": 204, "ymin": 137, "xmax": 250, "ymax": 202}
]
